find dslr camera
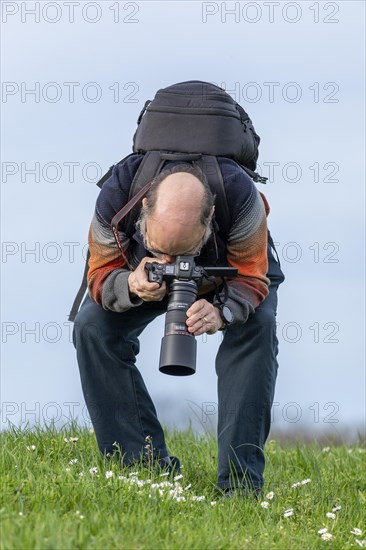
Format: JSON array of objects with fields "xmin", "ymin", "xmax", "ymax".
[{"xmin": 145, "ymin": 255, "xmax": 237, "ymax": 376}]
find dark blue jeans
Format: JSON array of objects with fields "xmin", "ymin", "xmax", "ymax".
[{"xmin": 73, "ymin": 245, "xmax": 285, "ymax": 491}]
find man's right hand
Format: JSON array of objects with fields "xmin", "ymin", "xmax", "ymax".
[{"xmin": 128, "ymin": 257, "xmax": 167, "ymax": 302}]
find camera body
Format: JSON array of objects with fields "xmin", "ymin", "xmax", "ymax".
[
  {"xmin": 145, "ymin": 256, "xmax": 237, "ymax": 377},
  {"xmin": 145, "ymin": 255, "xmax": 237, "ymax": 287},
  {"xmin": 145, "ymin": 255, "xmax": 206, "ymax": 285}
]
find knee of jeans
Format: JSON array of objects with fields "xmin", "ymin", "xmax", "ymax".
[{"xmin": 72, "ymin": 300, "xmax": 105, "ymax": 347}]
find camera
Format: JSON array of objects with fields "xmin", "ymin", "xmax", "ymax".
[{"xmin": 145, "ymin": 256, "xmax": 237, "ymax": 376}]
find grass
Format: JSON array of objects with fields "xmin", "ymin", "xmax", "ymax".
[{"xmin": 1, "ymin": 425, "xmax": 365, "ymax": 549}]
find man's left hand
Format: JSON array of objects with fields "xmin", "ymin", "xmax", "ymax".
[{"xmin": 186, "ymin": 299, "xmax": 223, "ymax": 336}]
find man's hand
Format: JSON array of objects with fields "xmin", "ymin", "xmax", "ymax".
[
  {"xmin": 186, "ymin": 299, "xmax": 224, "ymax": 336},
  {"xmin": 128, "ymin": 257, "xmax": 167, "ymax": 302}
]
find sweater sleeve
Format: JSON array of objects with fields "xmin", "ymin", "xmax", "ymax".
[
  {"xmin": 87, "ymin": 155, "xmax": 144, "ymax": 312},
  {"xmin": 217, "ymin": 165, "xmax": 270, "ymax": 324}
]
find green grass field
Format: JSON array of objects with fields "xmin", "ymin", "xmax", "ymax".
[{"xmin": 1, "ymin": 426, "xmax": 365, "ymax": 549}]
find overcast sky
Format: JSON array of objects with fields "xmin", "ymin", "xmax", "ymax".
[{"xmin": 1, "ymin": 1, "xmax": 365, "ymax": 441}]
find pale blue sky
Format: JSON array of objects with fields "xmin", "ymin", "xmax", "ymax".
[{"xmin": 1, "ymin": 1, "xmax": 365, "ymax": 440}]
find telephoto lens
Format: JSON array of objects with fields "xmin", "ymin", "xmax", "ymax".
[{"xmin": 159, "ymin": 279, "xmax": 198, "ymax": 376}]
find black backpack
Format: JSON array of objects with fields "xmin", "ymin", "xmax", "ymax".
[{"xmin": 69, "ymin": 80, "xmax": 267, "ymax": 321}]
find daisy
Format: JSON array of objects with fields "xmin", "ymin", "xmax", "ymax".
[
  {"xmin": 318, "ymin": 528, "xmax": 328, "ymax": 534},
  {"xmin": 266, "ymin": 491, "xmax": 275, "ymax": 500},
  {"xmin": 326, "ymin": 512, "xmax": 336, "ymax": 519},
  {"xmin": 283, "ymin": 508, "xmax": 294, "ymax": 518},
  {"xmin": 321, "ymin": 532, "xmax": 333, "ymax": 541},
  {"xmin": 260, "ymin": 501, "xmax": 270, "ymax": 509},
  {"xmin": 105, "ymin": 471, "xmax": 114, "ymax": 479},
  {"xmin": 351, "ymin": 529, "xmax": 363, "ymax": 536}
]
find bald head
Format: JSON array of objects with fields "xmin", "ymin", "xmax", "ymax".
[
  {"xmin": 136, "ymin": 164, "xmax": 215, "ymax": 260},
  {"xmin": 151, "ymin": 172, "xmax": 206, "ymax": 226}
]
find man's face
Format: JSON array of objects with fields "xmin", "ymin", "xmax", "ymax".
[{"xmin": 144, "ymin": 216, "xmax": 207, "ymax": 263}]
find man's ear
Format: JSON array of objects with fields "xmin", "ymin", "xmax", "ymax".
[
  {"xmin": 211, "ymin": 205, "xmax": 215, "ymax": 218},
  {"xmin": 142, "ymin": 198, "xmax": 148, "ymax": 208}
]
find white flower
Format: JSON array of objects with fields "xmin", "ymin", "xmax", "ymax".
[
  {"xmin": 332, "ymin": 505, "xmax": 341, "ymax": 512},
  {"xmin": 191, "ymin": 495, "xmax": 205, "ymax": 501},
  {"xmin": 351, "ymin": 529, "xmax": 363, "ymax": 536},
  {"xmin": 291, "ymin": 482, "xmax": 301, "ymax": 488},
  {"xmin": 105, "ymin": 470, "xmax": 114, "ymax": 479},
  {"xmin": 173, "ymin": 474, "xmax": 183, "ymax": 481},
  {"xmin": 89, "ymin": 467, "xmax": 98, "ymax": 476},
  {"xmin": 322, "ymin": 447, "xmax": 331, "ymax": 453},
  {"xmin": 18, "ymin": 512, "xmax": 23, "ymax": 516},
  {"xmin": 355, "ymin": 540, "xmax": 366, "ymax": 547},
  {"xmin": 89, "ymin": 427, "xmax": 94, "ymax": 434},
  {"xmin": 184, "ymin": 484, "xmax": 192, "ymax": 490},
  {"xmin": 65, "ymin": 468, "xmax": 70, "ymax": 472},
  {"xmin": 69, "ymin": 458, "xmax": 78, "ymax": 465},
  {"xmin": 159, "ymin": 472, "xmax": 170, "ymax": 477},
  {"xmin": 283, "ymin": 508, "xmax": 294, "ymax": 518},
  {"xmin": 301, "ymin": 478, "xmax": 311, "ymax": 485},
  {"xmin": 26, "ymin": 445, "xmax": 36, "ymax": 451},
  {"xmin": 318, "ymin": 528, "xmax": 328, "ymax": 534},
  {"xmin": 129, "ymin": 472, "xmax": 138, "ymax": 477},
  {"xmin": 260, "ymin": 501, "xmax": 270, "ymax": 509},
  {"xmin": 321, "ymin": 532, "xmax": 333, "ymax": 541},
  {"xmin": 266, "ymin": 491, "xmax": 274, "ymax": 500},
  {"xmin": 159, "ymin": 481, "xmax": 173, "ymax": 488},
  {"xmin": 326, "ymin": 512, "xmax": 336, "ymax": 519},
  {"xmin": 64, "ymin": 437, "xmax": 79, "ymax": 443},
  {"xmin": 79, "ymin": 472, "xmax": 84, "ymax": 478},
  {"xmin": 210, "ymin": 501, "xmax": 217, "ymax": 506}
]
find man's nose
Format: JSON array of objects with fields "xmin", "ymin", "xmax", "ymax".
[{"xmin": 161, "ymin": 254, "xmax": 176, "ymax": 263}]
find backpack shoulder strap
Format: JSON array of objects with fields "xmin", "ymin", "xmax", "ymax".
[
  {"xmin": 69, "ymin": 153, "xmax": 138, "ymax": 321},
  {"xmin": 123, "ymin": 151, "xmax": 166, "ymax": 236},
  {"xmin": 68, "ymin": 152, "xmax": 164, "ymax": 321},
  {"xmin": 68, "ymin": 249, "xmax": 90, "ymax": 321},
  {"xmin": 194, "ymin": 155, "xmax": 231, "ymax": 239}
]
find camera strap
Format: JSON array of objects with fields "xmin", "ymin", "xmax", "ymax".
[
  {"xmin": 110, "ymin": 180, "xmax": 155, "ymax": 270},
  {"xmin": 202, "ymin": 269, "xmax": 229, "ymax": 306}
]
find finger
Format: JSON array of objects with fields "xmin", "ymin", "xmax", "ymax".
[
  {"xmin": 186, "ymin": 300, "xmax": 206, "ymax": 318},
  {"xmin": 187, "ymin": 317, "xmax": 210, "ymax": 335}
]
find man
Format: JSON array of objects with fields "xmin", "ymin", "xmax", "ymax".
[{"xmin": 73, "ymin": 156, "xmax": 285, "ymax": 495}]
